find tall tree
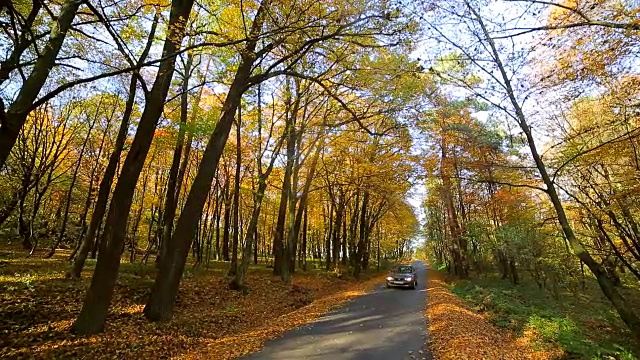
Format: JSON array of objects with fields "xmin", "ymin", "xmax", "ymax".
[{"xmin": 72, "ymin": 0, "xmax": 195, "ymax": 335}]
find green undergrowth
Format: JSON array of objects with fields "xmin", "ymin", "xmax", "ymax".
[{"xmin": 449, "ymin": 275, "xmax": 639, "ymax": 359}]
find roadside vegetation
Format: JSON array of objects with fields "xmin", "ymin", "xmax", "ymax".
[
  {"xmin": 417, "ymin": 0, "xmax": 640, "ymax": 356},
  {"xmin": 449, "ymin": 270, "xmax": 639, "ymax": 359}
]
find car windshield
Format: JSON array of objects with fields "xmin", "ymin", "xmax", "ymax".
[{"xmin": 393, "ymin": 266, "xmax": 413, "ymax": 274}]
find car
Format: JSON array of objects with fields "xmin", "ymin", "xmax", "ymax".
[{"xmin": 386, "ymin": 264, "xmax": 418, "ymax": 289}]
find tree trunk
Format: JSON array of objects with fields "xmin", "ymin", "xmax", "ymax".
[
  {"xmin": 69, "ymin": 109, "xmax": 110, "ymax": 261},
  {"xmin": 0, "ymin": 0, "xmax": 83, "ymax": 169},
  {"xmin": 158, "ymin": 52, "xmax": 193, "ymax": 265},
  {"xmin": 143, "ymin": 1, "xmax": 270, "ymax": 321},
  {"xmin": 228, "ymin": 108, "xmax": 242, "ymax": 276},
  {"xmin": 222, "ymin": 179, "xmax": 231, "ymax": 261},
  {"xmin": 300, "ymin": 207, "xmax": 308, "ymax": 270},
  {"xmin": 69, "ymin": 13, "xmax": 159, "ymax": 278},
  {"xmin": 466, "ymin": 0, "xmax": 640, "ymax": 338},
  {"xmin": 325, "ymin": 204, "xmax": 333, "ymax": 270},
  {"xmin": 440, "ymin": 129, "xmax": 466, "ymax": 278},
  {"xmin": 231, "ymin": 155, "xmax": 277, "ymax": 289},
  {"xmin": 47, "ymin": 112, "xmax": 96, "ymax": 258},
  {"xmin": 215, "ymin": 187, "xmax": 222, "ymax": 260},
  {"xmin": 332, "ymin": 195, "xmax": 345, "ymax": 270},
  {"xmin": 71, "ymin": 0, "xmax": 193, "ymax": 335},
  {"xmin": 353, "ymin": 191, "xmax": 369, "ymax": 278}
]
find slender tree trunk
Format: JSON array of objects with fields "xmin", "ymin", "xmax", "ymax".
[
  {"xmin": 228, "ymin": 107, "xmax": 242, "ymax": 276},
  {"xmin": 232, "ymin": 160, "xmax": 277, "ymax": 289},
  {"xmin": 215, "ymin": 188, "xmax": 222, "ymax": 260},
  {"xmin": 222, "ymin": 179, "xmax": 231, "ymax": 261},
  {"xmin": 158, "ymin": 52, "xmax": 193, "ymax": 265},
  {"xmin": 301, "ymin": 207, "xmax": 308, "ymax": 270},
  {"xmin": 281, "ymin": 116, "xmax": 298, "ymax": 283},
  {"xmin": 332, "ymin": 196, "xmax": 344, "ymax": 270},
  {"xmin": 325, "ymin": 204, "xmax": 333, "ymax": 270},
  {"xmin": 353, "ymin": 191, "xmax": 369, "ymax": 278},
  {"xmin": 70, "ymin": 113, "xmax": 110, "ymax": 261},
  {"xmin": 69, "ymin": 14, "xmax": 159, "ymax": 279},
  {"xmin": 465, "ymin": 0, "xmax": 640, "ymax": 338},
  {"xmin": 47, "ymin": 114, "xmax": 96, "ymax": 258},
  {"xmin": 71, "ymin": 0, "xmax": 193, "ymax": 335}
]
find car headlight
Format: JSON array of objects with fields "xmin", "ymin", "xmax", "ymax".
[
  {"xmin": 405, "ymin": 276, "xmax": 413, "ymax": 281},
  {"xmin": 386, "ymin": 276, "xmax": 393, "ymax": 281}
]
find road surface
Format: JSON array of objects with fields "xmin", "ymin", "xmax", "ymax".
[{"xmin": 242, "ymin": 261, "xmax": 430, "ymax": 360}]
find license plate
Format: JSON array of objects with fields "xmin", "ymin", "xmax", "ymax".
[{"xmin": 391, "ymin": 281, "xmax": 404, "ymax": 284}]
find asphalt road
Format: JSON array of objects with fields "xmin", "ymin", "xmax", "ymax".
[{"xmin": 242, "ymin": 261, "xmax": 430, "ymax": 360}]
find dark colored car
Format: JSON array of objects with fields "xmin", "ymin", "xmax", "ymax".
[{"xmin": 386, "ymin": 265, "xmax": 417, "ymax": 289}]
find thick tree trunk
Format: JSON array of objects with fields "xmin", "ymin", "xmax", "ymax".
[
  {"xmin": 0, "ymin": 0, "xmax": 82, "ymax": 169},
  {"xmin": 71, "ymin": 0, "xmax": 193, "ymax": 335},
  {"xmin": 143, "ymin": 1, "xmax": 270, "ymax": 321}
]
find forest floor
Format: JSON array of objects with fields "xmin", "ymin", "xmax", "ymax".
[
  {"xmin": 0, "ymin": 245, "xmax": 385, "ymax": 359},
  {"xmin": 426, "ymin": 267, "xmax": 640, "ymax": 359}
]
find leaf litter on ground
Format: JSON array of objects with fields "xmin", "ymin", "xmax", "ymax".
[
  {"xmin": 0, "ymin": 249, "xmax": 383, "ymax": 359},
  {"xmin": 425, "ymin": 269, "xmax": 562, "ymax": 360}
]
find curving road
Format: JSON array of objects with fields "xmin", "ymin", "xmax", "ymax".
[{"xmin": 242, "ymin": 261, "xmax": 431, "ymax": 360}]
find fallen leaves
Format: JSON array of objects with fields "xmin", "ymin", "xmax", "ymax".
[
  {"xmin": 180, "ymin": 277, "xmax": 383, "ymax": 359},
  {"xmin": 425, "ymin": 269, "xmax": 562, "ymax": 360},
  {"xmin": 1, "ymin": 250, "xmax": 383, "ymax": 359}
]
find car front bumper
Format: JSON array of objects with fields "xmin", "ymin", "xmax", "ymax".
[{"xmin": 386, "ymin": 279, "xmax": 414, "ymax": 287}]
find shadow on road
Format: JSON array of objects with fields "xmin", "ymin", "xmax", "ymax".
[{"xmin": 242, "ymin": 261, "xmax": 431, "ymax": 360}]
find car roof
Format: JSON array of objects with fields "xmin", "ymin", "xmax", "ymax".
[{"xmin": 393, "ymin": 265, "xmax": 413, "ymax": 270}]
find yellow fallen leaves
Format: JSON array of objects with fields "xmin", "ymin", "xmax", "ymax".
[
  {"xmin": 180, "ymin": 275, "xmax": 384, "ymax": 359},
  {"xmin": 1, "ymin": 251, "xmax": 384, "ymax": 360},
  {"xmin": 425, "ymin": 270, "xmax": 561, "ymax": 360}
]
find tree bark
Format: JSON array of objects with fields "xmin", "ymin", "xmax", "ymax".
[
  {"xmin": 222, "ymin": 178, "xmax": 231, "ymax": 261},
  {"xmin": 69, "ymin": 13, "xmax": 159, "ymax": 279},
  {"xmin": 0, "ymin": 0, "xmax": 83, "ymax": 169},
  {"xmin": 71, "ymin": 0, "xmax": 193, "ymax": 335},
  {"xmin": 158, "ymin": 52, "xmax": 193, "ymax": 265},
  {"xmin": 47, "ymin": 111, "xmax": 97, "ymax": 258},
  {"xmin": 353, "ymin": 191, "xmax": 369, "ymax": 278},
  {"xmin": 465, "ymin": 0, "xmax": 640, "ymax": 338},
  {"xmin": 143, "ymin": 0, "xmax": 270, "ymax": 322},
  {"xmin": 228, "ymin": 107, "xmax": 242, "ymax": 276}
]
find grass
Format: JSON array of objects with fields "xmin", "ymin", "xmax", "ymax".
[{"xmin": 449, "ymin": 274, "xmax": 640, "ymax": 359}]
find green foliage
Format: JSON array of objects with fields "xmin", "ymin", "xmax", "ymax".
[{"xmin": 451, "ymin": 277, "xmax": 639, "ymax": 359}]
